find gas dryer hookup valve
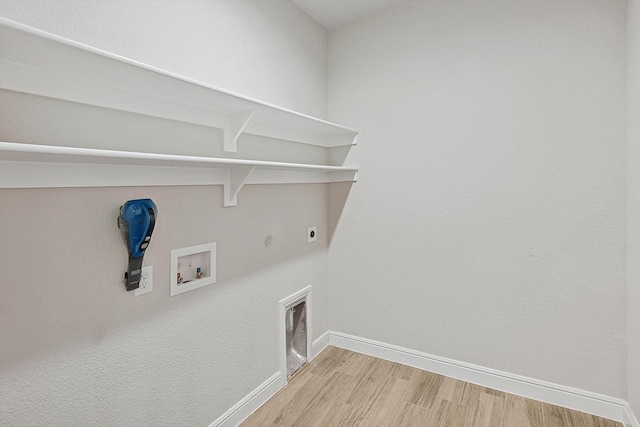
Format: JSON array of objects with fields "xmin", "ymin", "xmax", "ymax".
[{"xmin": 117, "ymin": 199, "xmax": 157, "ymax": 291}]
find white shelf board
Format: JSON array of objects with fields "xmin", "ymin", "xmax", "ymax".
[
  {"xmin": 0, "ymin": 18, "xmax": 358, "ymax": 151},
  {"xmin": 0, "ymin": 142, "xmax": 358, "ymax": 206}
]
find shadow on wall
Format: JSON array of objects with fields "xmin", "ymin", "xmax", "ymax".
[
  {"xmin": 0, "ymin": 89, "xmax": 356, "ymax": 374},
  {"xmin": 0, "ymin": 182, "xmax": 335, "ymax": 373},
  {"xmin": 329, "ymin": 181, "xmax": 355, "ymax": 244}
]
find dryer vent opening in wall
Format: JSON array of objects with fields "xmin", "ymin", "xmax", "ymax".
[
  {"xmin": 286, "ymin": 300, "xmax": 307, "ymax": 378},
  {"xmin": 279, "ymin": 286, "xmax": 312, "ymax": 382}
]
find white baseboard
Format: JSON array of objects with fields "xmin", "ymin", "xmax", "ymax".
[
  {"xmin": 312, "ymin": 330, "xmax": 330, "ymax": 359},
  {"xmin": 209, "ymin": 331, "xmax": 330, "ymax": 427},
  {"xmin": 209, "ymin": 371, "xmax": 284, "ymax": 427},
  {"xmin": 328, "ymin": 331, "xmax": 630, "ymax": 425},
  {"xmin": 624, "ymin": 401, "xmax": 640, "ymax": 427},
  {"xmin": 209, "ymin": 330, "xmax": 637, "ymax": 427}
]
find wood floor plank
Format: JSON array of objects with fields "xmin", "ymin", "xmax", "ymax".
[
  {"xmin": 240, "ymin": 346, "xmax": 623, "ymax": 427},
  {"xmin": 483, "ymin": 386, "xmax": 508, "ymax": 398},
  {"xmin": 464, "ymin": 390, "xmax": 504, "ymax": 427},
  {"xmin": 358, "ymin": 376, "xmax": 410, "ymax": 425},
  {"xmin": 583, "ymin": 413, "xmax": 606, "ymax": 427},
  {"xmin": 342, "ymin": 357, "xmax": 394, "ymax": 408},
  {"xmin": 388, "ymin": 360, "xmax": 415, "ymax": 381},
  {"xmin": 384, "ymin": 400, "xmax": 433, "ymax": 427},
  {"xmin": 403, "ymin": 368, "xmax": 444, "ymax": 409},
  {"xmin": 287, "ymin": 371, "xmax": 354, "ymax": 427},
  {"xmin": 543, "ymin": 403, "xmax": 574, "ymax": 427},
  {"xmin": 307, "ymin": 346, "xmax": 353, "ymax": 377},
  {"xmin": 565, "ymin": 407, "xmax": 588, "ymax": 427},
  {"xmin": 524, "ymin": 397, "xmax": 545, "ymax": 427},
  {"xmin": 429, "ymin": 399, "xmax": 469, "ymax": 427},
  {"xmin": 606, "ymin": 417, "xmax": 625, "ymax": 427},
  {"xmin": 575, "ymin": 411, "xmax": 623, "ymax": 427},
  {"xmin": 435, "ymin": 375, "xmax": 459, "ymax": 402},
  {"xmin": 608, "ymin": 418, "xmax": 625, "ymax": 427},
  {"xmin": 241, "ymin": 370, "xmax": 317, "ymax": 426},
  {"xmin": 266, "ymin": 372, "xmax": 327, "ymax": 426},
  {"xmin": 321, "ymin": 402, "xmax": 364, "ymax": 426},
  {"xmin": 490, "ymin": 393, "xmax": 507, "ymax": 427},
  {"xmin": 503, "ymin": 393, "xmax": 533, "ymax": 427},
  {"xmin": 457, "ymin": 382, "xmax": 485, "ymax": 407},
  {"xmin": 435, "ymin": 376, "xmax": 484, "ymax": 408},
  {"xmin": 334, "ymin": 351, "xmax": 375, "ymax": 377}
]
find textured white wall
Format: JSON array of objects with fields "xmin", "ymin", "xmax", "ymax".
[
  {"xmin": 327, "ymin": 0, "xmax": 627, "ymax": 398},
  {"xmin": 0, "ymin": 1, "xmax": 329, "ymax": 426},
  {"xmin": 0, "ymin": 0, "xmax": 326, "ymax": 118},
  {"xmin": 627, "ymin": 0, "xmax": 640, "ymax": 417}
]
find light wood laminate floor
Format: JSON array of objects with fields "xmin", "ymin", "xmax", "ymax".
[{"xmin": 241, "ymin": 346, "xmax": 622, "ymax": 427}]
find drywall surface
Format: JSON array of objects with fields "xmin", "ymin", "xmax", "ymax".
[
  {"xmin": 327, "ymin": 0, "xmax": 627, "ymax": 398},
  {"xmin": 0, "ymin": 185, "xmax": 329, "ymax": 426},
  {"xmin": 627, "ymin": 0, "xmax": 640, "ymax": 417},
  {"xmin": 0, "ymin": 1, "xmax": 329, "ymax": 426},
  {"xmin": 0, "ymin": 0, "xmax": 327, "ymax": 118}
]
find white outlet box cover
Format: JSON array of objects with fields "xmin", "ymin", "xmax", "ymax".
[{"xmin": 170, "ymin": 243, "xmax": 216, "ymax": 296}]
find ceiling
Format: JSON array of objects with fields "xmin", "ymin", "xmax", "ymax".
[{"xmin": 292, "ymin": 0, "xmax": 406, "ymax": 30}]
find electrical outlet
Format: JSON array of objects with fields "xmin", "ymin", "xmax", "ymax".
[
  {"xmin": 134, "ymin": 265, "xmax": 153, "ymax": 297},
  {"xmin": 307, "ymin": 226, "xmax": 317, "ymax": 243}
]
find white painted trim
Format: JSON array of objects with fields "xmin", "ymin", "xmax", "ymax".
[
  {"xmin": 0, "ymin": 142, "xmax": 358, "ymax": 194},
  {"xmin": 328, "ymin": 331, "xmax": 629, "ymax": 424},
  {"xmin": 209, "ymin": 330, "xmax": 636, "ymax": 426},
  {"xmin": 311, "ymin": 330, "xmax": 330, "ymax": 359},
  {"xmin": 278, "ymin": 287, "xmax": 313, "ymax": 385},
  {"xmin": 208, "ymin": 371, "xmax": 283, "ymax": 427},
  {"xmin": 0, "ymin": 142, "xmax": 357, "ymax": 172},
  {"xmin": 624, "ymin": 401, "xmax": 640, "ymax": 427},
  {"xmin": 209, "ymin": 329, "xmax": 329, "ymax": 427},
  {"xmin": 0, "ymin": 18, "xmax": 358, "ymax": 149}
]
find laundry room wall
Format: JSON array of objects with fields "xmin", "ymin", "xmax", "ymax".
[
  {"xmin": 327, "ymin": 0, "xmax": 627, "ymax": 398},
  {"xmin": 626, "ymin": 0, "xmax": 640, "ymax": 418},
  {"xmin": 0, "ymin": 1, "xmax": 330, "ymax": 425}
]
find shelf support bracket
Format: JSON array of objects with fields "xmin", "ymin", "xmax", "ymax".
[
  {"xmin": 224, "ymin": 110, "xmax": 255, "ymax": 152},
  {"xmin": 224, "ymin": 166, "xmax": 255, "ymax": 207}
]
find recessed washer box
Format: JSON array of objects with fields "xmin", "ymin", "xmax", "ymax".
[{"xmin": 170, "ymin": 243, "xmax": 216, "ymax": 296}]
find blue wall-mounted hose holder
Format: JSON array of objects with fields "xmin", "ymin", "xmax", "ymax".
[{"xmin": 117, "ymin": 199, "xmax": 157, "ymax": 291}]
